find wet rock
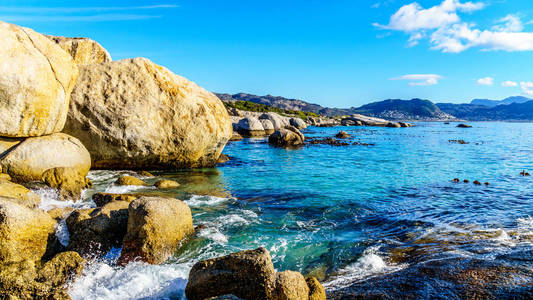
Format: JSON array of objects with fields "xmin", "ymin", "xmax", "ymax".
[
  {"xmin": 0, "ymin": 251, "xmax": 84, "ymax": 299},
  {"xmin": 154, "ymin": 179, "xmax": 180, "ymax": 189},
  {"xmin": 464, "ymin": 179, "xmax": 470, "ymax": 183},
  {"xmin": 185, "ymin": 247, "xmax": 276, "ymax": 300},
  {"xmin": 473, "ymin": 180, "xmax": 482, "ymax": 185},
  {"xmin": 457, "ymin": 123, "xmax": 472, "ymax": 128},
  {"xmin": 46, "ymin": 35, "xmax": 112, "ymax": 65},
  {"xmin": 272, "ymin": 271, "xmax": 309, "ymax": 300},
  {"xmin": 520, "ymin": 170, "xmax": 531, "ymax": 176},
  {"xmin": 306, "ymin": 277, "xmax": 326, "ymax": 300},
  {"xmin": 46, "ymin": 207, "xmax": 74, "ymax": 221},
  {"xmin": 41, "ymin": 167, "xmax": 91, "ymax": 201},
  {"xmin": 217, "ymin": 154, "xmax": 231, "ymax": 164},
  {"xmin": 139, "ymin": 171, "xmax": 154, "ymax": 177},
  {"xmin": 329, "ymin": 257, "xmax": 533, "ymax": 300},
  {"xmin": 335, "ymin": 131, "xmax": 350, "ymax": 139},
  {"xmin": 0, "ymin": 180, "xmax": 40, "ymax": 208},
  {"xmin": 453, "ymin": 178, "xmax": 460, "ymax": 183},
  {"xmin": 92, "ymin": 192, "xmax": 138, "ymax": 207},
  {"xmin": 0, "ymin": 133, "xmax": 91, "ymax": 184},
  {"xmin": 268, "ymin": 127, "xmax": 305, "ymax": 147},
  {"xmin": 399, "ymin": 122, "xmax": 411, "ymax": 128},
  {"xmin": 484, "ymin": 182, "xmax": 490, "ymax": 186},
  {"xmin": 64, "ymin": 57, "xmax": 231, "ymax": 169},
  {"xmin": 0, "ymin": 21, "xmax": 78, "ymax": 137},
  {"xmin": 115, "ymin": 175, "xmax": 147, "ymax": 186},
  {"xmin": 66, "ymin": 201, "xmax": 129, "ymax": 257},
  {"xmin": 449, "ymin": 139, "xmax": 469, "ymax": 144},
  {"xmin": 118, "ymin": 196, "xmax": 194, "ymax": 265},
  {"xmin": 0, "ymin": 198, "xmax": 56, "ymax": 263}
]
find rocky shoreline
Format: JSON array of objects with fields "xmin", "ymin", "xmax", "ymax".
[{"xmin": 0, "ymin": 20, "xmax": 419, "ymax": 299}]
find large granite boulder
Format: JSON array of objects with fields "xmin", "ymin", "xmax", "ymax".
[
  {"xmin": 289, "ymin": 118, "xmax": 307, "ymax": 130},
  {"xmin": 272, "ymin": 271, "xmax": 309, "ymax": 300},
  {"xmin": 0, "ymin": 198, "xmax": 56, "ymax": 264},
  {"xmin": 0, "ymin": 21, "xmax": 78, "ymax": 137},
  {"xmin": 0, "ymin": 180, "xmax": 40, "ymax": 208},
  {"xmin": 46, "ymin": 35, "xmax": 112, "ymax": 65},
  {"xmin": 259, "ymin": 119, "xmax": 276, "ymax": 135},
  {"xmin": 268, "ymin": 126, "xmax": 305, "ymax": 147},
  {"xmin": 66, "ymin": 201, "xmax": 130, "ymax": 257},
  {"xmin": 64, "ymin": 57, "xmax": 232, "ymax": 169},
  {"xmin": 0, "ymin": 133, "xmax": 91, "ymax": 184},
  {"xmin": 259, "ymin": 113, "xmax": 289, "ymax": 130},
  {"xmin": 236, "ymin": 117, "xmax": 266, "ymax": 137},
  {"xmin": 118, "ymin": 196, "xmax": 194, "ymax": 265},
  {"xmin": 185, "ymin": 247, "xmax": 277, "ymax": 300}
]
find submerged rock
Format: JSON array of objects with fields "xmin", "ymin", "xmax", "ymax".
[
  {"xmin": 64, "ymin": 57, "xmax": 231, "ymax": 169},
  {"xmin": 335, "ymin": 131, "xmax": 350, "ymax": 139},
  {"xmin": 118, "ymin": 196, "xmax": 194, "ymax": 265},
  {"xmin": 272, "ymin": 271, "xmax": 309, "ymax": 300},
  {"xmin": 46, "ymin": 35, "xmax": 112, "ymax": 65},
  {"xmin": 154, "ymin": 179, "xmax": 180, "ymax": 189},
  {"xmin": 0, "ymin": 21, "xmax": 78, "ymax": 137},
  {"xmin": 66, "ymin": 201, "xmax": 129, "ymax": 257},
  {"xmin": 0, "ymin": 133, "xmax": 91, "ymax": 184},
  {"xmin": 268, "ymin": 127, "xmax": 305, "ymax": 147},
  {"xmin": 0, "ymin": 198, "xmax": 56, "ymax": 263},
  {"xmin": 185, "ymin": 247, "xmax": 276, "ymax": 300},
  {"xmin": 115, "ymin": 175, "xmax": 147, "ymax": 186}
]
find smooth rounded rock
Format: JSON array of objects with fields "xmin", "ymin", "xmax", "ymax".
[
  {"xmin": 0, "ymin": 21, "xmax": 78, "ymax": 137},
  {"xmin": 115, "ymin": 176, "xmax": 147, "ymax": 186},
  {"xmin": 64, "ymin": 57, "xmax": 231, "ymax": 169},
  {"xmin": 272, "ymin": 271, "xmax": 309, "ymax": 300},
  {"xmin": 0, "ymin": 133, "xmax": 91, "ymax": 184},
  {"xmin": 154, "ymin": 179, "xmax": 180, "ymax": 189}
]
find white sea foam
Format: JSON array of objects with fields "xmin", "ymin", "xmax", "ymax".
[
  {"xmin": 68, "ymin": 261, "xmax": 191, "ymax": 300},
  {"xmin": 185, "ymin": 195, "xmax": 230, "ymax": 207},
  {"xmin": 34, "ymin": 187, "xmax": 95, "ymax": 211},
  {"xmin": 56, "ymin": 219, "xmax": 70, "ymax": 247},
  {"xmin": 324, "ymin": 246, "xmax": 405, "ymax": 290},
  {"xmin": 197, "ymin": 227, "xmax": 228, "ymax": 244}
]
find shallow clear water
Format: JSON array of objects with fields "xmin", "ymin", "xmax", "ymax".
[{"xmin": 51, "ymin": 122, "xmax": 533, "ymax": 299}]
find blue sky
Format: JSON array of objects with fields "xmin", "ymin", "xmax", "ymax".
[{"xmin": 2, "ymin": 0, "xmax": 533, "ymax": 108}]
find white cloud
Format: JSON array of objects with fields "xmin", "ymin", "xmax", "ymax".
[
  {"xmin": 477, "ymin": 77, "xmax": 494, "ymax": 85},
  {"xmin": 520, "ymin": 82, "xmax": 533, "ymax": 95},
  {"xmin": 501, "ymin": 81, "xmax": 518, "ymax": 87},
  {"xmin": 375, "ymin": 1, "xmax": 533, "ymax": 53},
  {"xmin": 374, "ymin": 0, "xmax": 483, "ymax": 31},
  {"xmin": 390, "ymin": 74, "xmax": 443, "ymax": 86}
]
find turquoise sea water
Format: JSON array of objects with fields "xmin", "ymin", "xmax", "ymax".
[{"xmin": 59, "ymin": 122, "xmax": 533, "ymax": 299}]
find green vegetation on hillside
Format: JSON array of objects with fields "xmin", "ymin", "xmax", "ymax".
[{"xmin": 224, "ymin": 100, "xmax": 319, "ymax": 119}]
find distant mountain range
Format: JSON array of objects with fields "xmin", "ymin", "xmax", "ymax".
[{"xmin": 216, "ymin": 93, "xmax": 533, "ymax": 121}]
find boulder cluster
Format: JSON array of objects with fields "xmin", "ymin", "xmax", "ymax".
[
  {"xmin": 0, "ymin": 20, "xmax": 233, "ymax": 298},
  {"xmin": 185, "ymin": 247, "xmax": 326, "ymax": 300},
  {"xmin": 231, "ymin": 110, "xmax": 307, "ymax": 137},
  {"xmin": 341, "ymin": 114, "xmax": 411, "ymax": 127}
]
